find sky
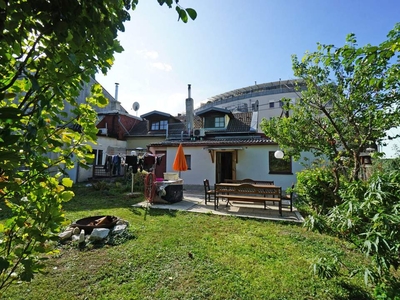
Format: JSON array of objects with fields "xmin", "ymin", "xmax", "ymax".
[{"xmin": 95, "ymin": 0, "xmax": 400, "ymax": 156}]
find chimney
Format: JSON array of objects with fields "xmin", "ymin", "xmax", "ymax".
[
  {"xmin": 185, "ymin": 84, "xmax": 194, "ymax": 134},
  {"xmin": 115, "ymin": 83, "xmax": 119, "ymax": 101}
]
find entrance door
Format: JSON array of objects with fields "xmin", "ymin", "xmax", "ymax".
[{"xmin": 216, "ymin": 152, "xmax": 233, "ymax": 183}]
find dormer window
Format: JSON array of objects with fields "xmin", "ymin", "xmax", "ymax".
[
  {"xmin": 215, "ymin": 117, "xmax": 225, "ymax": 128},
  {"xmin": 151, "ymin": 120, "xmax": 168, "ymax": 130},
  {"xmin": 204, "ymin": 116, "xmax": 226, "ymax": 128}
]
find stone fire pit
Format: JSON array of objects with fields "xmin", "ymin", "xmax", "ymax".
[
  {"xmin": 71, "ymin": 215, "xmax": 119, "ymax": 234},
  {"xmin": 59, "ymin": 215, "xmax": 130, "ymax": 246}
]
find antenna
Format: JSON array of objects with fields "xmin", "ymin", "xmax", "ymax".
[{"xmin": 132, "ymin": 102, "xmax": 140, "ymax": 116}]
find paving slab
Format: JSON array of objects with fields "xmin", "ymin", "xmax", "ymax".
[{"xmin": 132, "ymin": 191, "xmax": 304, "ymax": 223}]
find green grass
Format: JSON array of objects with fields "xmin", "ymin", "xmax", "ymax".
[{"xmin": 2, "ymin": 184, "xmax": 375, "ymax": 299}]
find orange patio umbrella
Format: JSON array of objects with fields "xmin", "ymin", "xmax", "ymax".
[{"xmin": 172, "ymin": 143, "xmax": 188, "ymax": 177}]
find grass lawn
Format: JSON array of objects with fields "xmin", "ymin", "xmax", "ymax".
[{"xmin": 2, "ymin": 184, "xmax": 375, "ymax": 299}]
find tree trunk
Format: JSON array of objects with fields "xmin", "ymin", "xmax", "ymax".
[{"xmin": 351, "ymin": 151, "xmax": 361, "ymax": 181}]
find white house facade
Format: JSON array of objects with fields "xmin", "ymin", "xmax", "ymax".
[{"xmin": 148, "ymin": 141, "xmax": 311, "ymax": 191}]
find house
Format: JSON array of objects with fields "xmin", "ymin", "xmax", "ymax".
[
  {"xmin": 68, "ymin": 80, "xmax": 310, "ymax": 189},
  {"xmin": 122, "ymin": 84, "xmax": 309, "ymax": 189},
  {"xmin": 65, "ymin": 78, "xmax": 141, "ymax": 182},
  {"xmin": 196, "ymin": 79, "xmax": 306, "ymax": 133},
  {"xmin": 143, "ymin": 108, "xmax": 308, "ymax": 189}
]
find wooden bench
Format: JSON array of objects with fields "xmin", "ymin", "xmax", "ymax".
[
  {"xmin": 224, "ymin": 179, "xmax": 274, "ymax": 185},
  {"xmin": 214, "ymin": 183, "xmax": 282, "ymax": 216}
]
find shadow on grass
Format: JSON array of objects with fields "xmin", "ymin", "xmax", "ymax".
[
  {"xmin": 336, "ymin": 281, "xmax": 373, "ymax": 300},
  {"xmin": 62, "ymin": 186, "xmax": 144, "ymax": 212},
  {"xmin": 0, "ymin": 186, "xmax": 144, "ymax": 221},
  {"xmin": 129, "ymin": 206, "xmax": 180, "ymax": 221}
]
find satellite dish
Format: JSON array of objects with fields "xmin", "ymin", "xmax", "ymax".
[{"xmin": 132, "ymin": 102, "xmax": 140, "ymax": 111}]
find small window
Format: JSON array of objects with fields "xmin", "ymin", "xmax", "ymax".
[
  {"xmin": 269, "ymin": 151, "xmax": 292, "ymax": 174},
  {"xmin": 269, "ymin": 102, "xmax": 275, "ymax": 108},
  {"xmin": 185, "ymin": 155, "xmax": 191, "ymax": 170},
  {"xmin": 215, "ymin": 117, "xmax": 225, "ymax": 128},
  {"xmin": 160, "ymin": 120, "xmax": 168, "ymax": 130},
  {"xmin": 151, "ymin": 120, "xmax": 168, "ymax": 130},
  {"xmin": 151, "ymin": 122, "xmax": 159, "ymax": 130}
]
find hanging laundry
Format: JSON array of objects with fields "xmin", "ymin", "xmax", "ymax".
[
  {"xmin": 143, "ymin": 154, "xmax": 155, "ymax": 171},
  {"xmin": 125, "ymin": 155, "xmax": 138, "ymax": 174}
]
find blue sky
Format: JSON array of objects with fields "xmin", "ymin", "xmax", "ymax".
[{"xmin": 95, "ymin": 0, "xmax": 400, "ymax": 156}]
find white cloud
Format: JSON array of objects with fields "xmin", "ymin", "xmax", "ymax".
[{"xmin": 150, "ymin": 62, "xmax": 172, "ymax": 72}]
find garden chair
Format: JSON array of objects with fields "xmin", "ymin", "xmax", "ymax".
[
  {"xmin": 203, "ymin": 179, "xmax": 215, "ymax": 205},
  {"xmin": 282, "ymin": 184, "xmax": 295, "ymax": 211}
]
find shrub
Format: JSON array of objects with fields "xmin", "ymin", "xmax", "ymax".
[
  {"xmin": 125, "ymin": 171, "xmax": 148, "ymax": 192},
  {"xmin": 91, "ymin": 180, "xmax": 109, "ymax": 191},
  {"xmin": 296, "ymin": 165, "xmax": 338, "ymax": 214},
  {"xmin": 305, "ymin": 167, "xmax": 400, "ymax": 295}
]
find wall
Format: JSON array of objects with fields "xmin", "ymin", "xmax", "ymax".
[
  {"xmin": 76, "ymin": 136, "xmax": 127, "ymax": 182},
  {"xmin": 97, "ymin": 114, "xmax": 140, "ymax": 140},
  {"xmin": 237, "ymin": 145, "xmax": 304, "ymax": 189},
  {"xmin": 166, "ymin": 146, "xmax": 213, "ymax": 185},
  {"xmin": 126, "ymin": 136, "xmax": 165, "ymax": 152},
  {"xmin": 160, "ymin": 144, "xmax": 314, "ymax": 190}
]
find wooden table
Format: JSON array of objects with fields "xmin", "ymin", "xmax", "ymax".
[{"xmin": 214, "ymin": 183, "xmax": 282, "ymax": 215}]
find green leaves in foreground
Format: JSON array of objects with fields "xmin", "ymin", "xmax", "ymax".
[{"xmin": 175, "ymin": 6, "xmax": 197, "ymax": 23}]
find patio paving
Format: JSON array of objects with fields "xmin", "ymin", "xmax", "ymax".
[{"xmin": 132, "ymin": 185, "xmax": 304, "ymax": 223}]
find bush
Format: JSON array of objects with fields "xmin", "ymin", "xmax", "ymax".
[
  {"xmin": 305, "ymin": 168, "xmax": 400, "ymax": 295},
  {"xmin": 125, "ymin": 171, "xmax": 148, "ymax": 192},
  {"xmin": 91, "ymin": 180, "xmax": 109, "ymax": 191},
  {"xmin": 296, "ymin": 165, "xmax": 338, "ymax": 214}
]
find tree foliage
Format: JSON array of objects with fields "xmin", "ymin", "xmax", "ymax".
[
  {"xmin": 261, "ymin": 23, "xmax": 400, "ymax": 195},
  {"xmin": 305, "ymin": 165, "xmax": 400, "ymax": 294},
  {"xmin": 262, "ymin": 24, "xmax": 400, "ymax": 293},
  {"xmin": 0, "ymin": 0, "xmax": 195, "ymax": 293}
]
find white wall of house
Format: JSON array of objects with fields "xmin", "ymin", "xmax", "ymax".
[
  {"xmin": 163, "ymin": 146, "xmax": 213, "ymax": 185},
  {"xmin": 75, "ymin": 136, "xmax": 127, "ymax": 182},
  {"xmin": 163, "ymin": 144, "xmax": 312, "ymax": 190},
  {"xmin": 237, "ymin": 145, "xmax": 312, "ymax": 190}
]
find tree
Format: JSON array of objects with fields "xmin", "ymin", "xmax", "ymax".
[
  {"xmin": 0, "ymin": 0, "xmax": 196, "ymax": 293},
  {"xmin": 261, "ymin": 23, "xmax": 400, "ymax": 197},
  {"xmin": 261, "ymin": 24, "xmax": 400, "ymax": 293}
]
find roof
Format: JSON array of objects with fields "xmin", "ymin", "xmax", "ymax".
[
  {"xmin": 206, "ymin": 79, "xmax": 304, "ymax": 103},
  {"xmin": 127, "ymin": 111, "xmax": 256, "ymax": 137},
  {"xmin": 97, "ymin": 110, "xmax": 141, "ymax": 120},
  {"xmin": 196, "ymin": 106, "xmax": 233, "ymax": 117},
  {"xmin": 141, "ymin": 110, "xmax": 172, "ymax": 119},
  {"xmin": 147, "ymin": 137, "xmax": 276, "ymax": 148}
]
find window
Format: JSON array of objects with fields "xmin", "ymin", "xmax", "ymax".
[
  {"xmin": 204, "ymin": 116, "xmax": 226, "ymax": 128},
  {"xmin": 185, "ymin": 155, "xmax": 191, "ymax": 170},
  {"xmin": 215, "ymin": 117, "xmax": 225, "ymax": 128},
  {"xmin": 269, "ymin": 102, "xmax": 275, "ymax": 108},
  {"xmin": 160, "ymin": 120, "xmax": 168, "ymax": 130},
  {"xmin": 268, "ymin": 151, "xmax": 292, "ymax": 174},
  {"xmin": 151, "ymin": 120, "xmax": 168, "ymax": 130},
  {"xmin": 92, "ymin": 149, "xmax": 103, "ymax": 165}
]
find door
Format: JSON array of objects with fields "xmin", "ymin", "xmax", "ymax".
[{"xmin": 216, "ymin": 151, "xmax": 233, "ymax": 183}]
